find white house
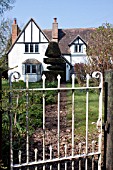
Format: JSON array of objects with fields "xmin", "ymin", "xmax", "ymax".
[{"xmin": 8, "ymin": 18, "xmax": 95, "ymax": 82}]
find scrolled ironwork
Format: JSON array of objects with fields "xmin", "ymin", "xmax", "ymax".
[
  {"xmin": 92, "ymin": 71, "xmax": 102, "ymax": 79},
  {"xmin": 92, "ymin": 71, "xmax": 103, "ymax": 87},
  {"xmin": 9, "ymin": 71, "xmax": 21, "ymax": 87}
]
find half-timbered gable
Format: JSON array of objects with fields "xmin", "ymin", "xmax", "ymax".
[{"xmin": 8, "ymin": 18, "xmax": 49, "ymax": 82}]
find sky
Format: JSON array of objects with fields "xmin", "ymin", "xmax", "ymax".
[{"xmin": 4, "ymin": 0, "xmax": 113, "ymax": 29}]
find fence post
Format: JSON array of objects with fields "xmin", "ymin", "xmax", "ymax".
[
  {"xmin": 0, "ymin": 71, "xmax": 2, "ymax": 162},
  {"xmin": 105, "ymin": 70, "xmax": 113, "ymax": 170}
]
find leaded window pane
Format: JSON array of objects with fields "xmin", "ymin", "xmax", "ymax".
[
  {"xmin": 30, "ymin": 44, "xmax": 33, "ymax": 52},
  {"xmin": 35, "ymin": 44, "xmax": 39, "ymax": 52},
  {"xmin": 26, "ymin": 65, "xmax": 30, "ymax": 73},
  {"xmin": 32, "ymin": 65, "xmax": 36, "ymax": 73},
  {"xmin": 75, "ymin": 45, "xmax": 78, "ymax": 52},
  {"xmin": 25, "ymin": 44, "xmax": 29, "ymax": 52}
]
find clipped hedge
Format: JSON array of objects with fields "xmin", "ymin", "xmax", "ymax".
[
  {"xmin": 44, "ymin": 57, "xmax": 65, "ymax": 64},
  {"xmin": 44, "ymin": 41, "xmax": 66, "ymax": 82},
  {"xmin": 42, "ymin": 71, "xmax": 65, "ymax": 82},
  {"xmin": 47, "ymin": 65, "xmax": 65, "ymax": 71}
]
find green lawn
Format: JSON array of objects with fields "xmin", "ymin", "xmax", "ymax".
[{"xmin": 66, "ymin": 84, "xmax": 101, "ymax": 141}]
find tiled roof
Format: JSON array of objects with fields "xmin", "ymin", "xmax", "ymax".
[
  {"xmin": 43, "ymin": 28, "xmax": 96, "ymax": 54},
  {"xmin": 22, "ymin": 58, "xmax": 41, "ymax": 64}
]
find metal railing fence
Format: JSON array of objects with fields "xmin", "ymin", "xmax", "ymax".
[{"xmin": 8, "ymin": 71, "xmax": 103, "ymax": 170}]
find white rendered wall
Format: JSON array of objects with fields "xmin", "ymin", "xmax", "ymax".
[
  {"xmin": 8, "ymin": 43, "xmax": 49, "ymax": 82},
  {"xmin": 8, "ymin": 19, "xmax": 49, "ymax": 82}
]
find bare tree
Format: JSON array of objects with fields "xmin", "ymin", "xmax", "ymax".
[
  {"xmin": 0, "ymin": 0, "xmax": 15, "ymax": 15},
  {"xmin": 0, "ymin": 18, "xmax": 12, "ymax": 57},
  {"xmin": 0, "ymin": 0, "xmax": 15, "ymax": 56}
]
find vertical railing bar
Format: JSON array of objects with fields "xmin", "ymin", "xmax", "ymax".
[
  {"xmin": 35, "ymin": 148, "xmax": 38, "ymax": 161},
  {"xmin": 10, "ymin": 112, "xmax": 13, "ymax": 170},
  {"xmin": 65, "ymin": 144, "xmax": 67, "ymax": 170},
  {"xmin": 26, "ymin": 74, "xmax": 29, "ymax": 170},
  {"xmin": 79, "ymin": 143, "xmax": 82, "ymax": 170},
  {"xmin": 91, "ymin": 71, "xmax": 103, "ymax": 170},
  {"xmin": 49, "ymin": 145, "xmax": 52, "ymax": 170},
  {"xmin": 14, "ymin": 94, "xmax": 19, "ymax": 125},
  {"xmin": 9, "ymin": 72, "xmax": 20, "ymax": 170},
  {"xmin": 42, "ymin": 75, "xmax": 46, "ymax": 170},
  {"xmin": 34, "ymin": 148, "xmax": 38, "ymax": 170},
  {"xmin": 72, "ymin": 74, "xmax": 75, "ymax": 170},
  {"xmin": 85, "ymin": 74, "xmax": 89, "ymax": 170},
  {"xmin": 9, "ymin": 73, "xmax": 14, "ymax": 170},
  {"xmin": 92, "ymin": 140, "xmax": 95, "ymax": 170},
  {"xmin": 98, "ymin": 73, "xmax": 103, "ymax": 170},
  {"xmin": 18, "ymin": 150, "xmax": 21, "ymax": 170},
  {"xmin": 57, "ymin": 75, "xmax": 61, "ymax": 170}
]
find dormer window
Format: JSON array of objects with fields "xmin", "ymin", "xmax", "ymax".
[
  {"xmin": 25, "ymin": 43, "xmax": 39, "ymax": 53},
  {"xmin": 74, "ymin": 44, "xmax": 83, "ymax": 53},
  {"xmin": 69, "ymin": 36, "xmax": 86, "ymax": 54}
]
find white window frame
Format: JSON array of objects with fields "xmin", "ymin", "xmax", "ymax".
[
  {"xmin": 25, "ymin": 43, "xmax": 39, "ymax": 53},
  {"xmin": 74, "ymin": 44, "xmax": 83, "ymax": 53},
  {"xmin": 24, "ymin": 64, "xmax": 41, "ymax": 74}
]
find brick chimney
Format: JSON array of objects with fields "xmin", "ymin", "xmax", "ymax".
[
  {"xmin": 12, "ymin": 18, "xmax": 18, "ymax": 44},
  {"xmin": 52, "ymin": 18, "xmax": 58, "ymax": 42}
]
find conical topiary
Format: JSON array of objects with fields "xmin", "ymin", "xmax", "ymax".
[
  {"xmin": 45, "ymin": 41, "xmax": 61, "ymax": 58},
  {"xmin": 43, "ymin": 41, "xmax": 66, "ymax": 82}
]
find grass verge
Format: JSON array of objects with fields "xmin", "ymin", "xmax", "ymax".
[{"xmin": 66, "ymin": 84, "xmax": 100, "ymax": 141}]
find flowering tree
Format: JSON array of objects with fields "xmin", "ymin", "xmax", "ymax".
[{"xmin": 86, "ymin": 23, "xmax": 113, "ymax": 79}]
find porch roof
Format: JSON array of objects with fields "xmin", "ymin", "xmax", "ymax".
[{"xmin": 22, "ymin": 58, "xmax": 41, "ymax": 64}]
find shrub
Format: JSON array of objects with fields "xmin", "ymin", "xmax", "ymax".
[
  {"xmin": 2, "ymin": 81, "xmax": 58, "ymax": 167},
  {"xmin": 74, "ymin": 63, "xmax": 86, "ymax": 85},
  {"xmin": 43, "ymin": 71, "xmax": 65, "ymax": 82}
]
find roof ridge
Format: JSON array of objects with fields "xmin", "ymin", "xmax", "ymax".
[{"xmin": 62, "ymin": 27, "xmax": 96, "ymax": 30}]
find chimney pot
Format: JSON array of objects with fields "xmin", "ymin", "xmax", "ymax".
[
  {"xmin": 13, "ymin": 18, "xmax": 17, "ymax": 24},
  {"xmin": 54, "ymin": 18, "xmax": 57, "ymax": 23}
]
